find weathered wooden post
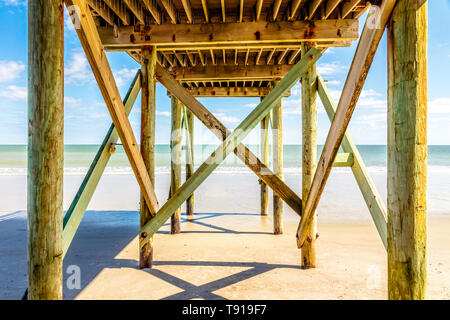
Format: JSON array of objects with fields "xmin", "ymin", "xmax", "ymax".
[
  {"xmin": 260, "ymin": 96, "xmax": 269, "ymax": 216},
  {"xmin": 170, "ymin": 95, "xmax": 182, "ymax": 234},
  {"xmin": 28, "ymin": 0, "xmax": 64, "ymax": 300},
  {"xmin": 272, "ymin": 83, "xmax": 283, "ymax": 234},
  {"xmin": 139, "ymin": 46, "xmax": 156, "ymax": 268},
  {"xmin": 387, "ymin": 0, "xmax": 427, "ymax": 299},
  {"xmin": 301, "ymin": 45, "xmax": 318, "ymax": 268},
  {"xmin": 185, "ymin": 107, "xmax": 194, "ymax": 217}
]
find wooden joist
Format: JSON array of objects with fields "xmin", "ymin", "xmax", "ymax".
[
  {"xmin": 140, "ymin": 47, "xmax": 323, "ymax": 246},
  {"xmin": 296, "ymin": 0, "xmax": 396, "ymax": 248},
  {"xmin": 88, "ymin": 0, "xmax": 115, "ymax": 25},
  {"xmin": 142, "ymin": 0, "xmax": 162, "ymax": 24},
  {"xmin": 186, "ymin": 86, "xmax": 288, "ymax": 97},
  {"xmin": 98, "ymin": 19, "xmax": 359, "ymax": 49},
  {"xmin": 122, "ymin": 0, "xmax": 146, "ymax": 24},
  {"xmin": 317, "ymin": 74, "xmax": 387, "ymax": 248},
  {"xmin": 160, "ymin": 0, "xmax": 177, "ymax": 24},
  {"xmin": 103, "ymin": 0, "xmax": 130, "ymax": 25},
  {"xmin": 62, "ymin": 71, "xmax": 141, "ymax": 257},
  {"xmin": 65, "ymin": 0, "xmax": 159, "ymax": 216},
  {"xmin": 170, "ymin": 64, "xmax": 294, "ymax": 81}
]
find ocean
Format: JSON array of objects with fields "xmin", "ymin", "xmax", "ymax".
[{"xmin": 1, "ymin": 144, "xmax": 450, "ymax": 175}]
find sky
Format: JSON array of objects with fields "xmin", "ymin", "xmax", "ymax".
[{"xmin": 0, "ymin": 0, "xmax": 449, "ymax": 146}]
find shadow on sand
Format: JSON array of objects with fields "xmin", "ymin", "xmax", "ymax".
[{"xmin": 0, "ymin": 210, "xmax": 298, "ymax": 300}]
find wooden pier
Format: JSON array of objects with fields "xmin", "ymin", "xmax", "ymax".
[{"xmin": 27, "ymin": 0, "xmax": 427, "ymax": 300}]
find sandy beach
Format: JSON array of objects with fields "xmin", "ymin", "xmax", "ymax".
[{"xmin": 1, "ymin": 169, "xmax": 449, "ymax": 299}]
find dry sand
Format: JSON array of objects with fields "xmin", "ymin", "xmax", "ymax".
[{"xmin": 0, "ymin": 170, "xmax": 449, "ymax": 299}]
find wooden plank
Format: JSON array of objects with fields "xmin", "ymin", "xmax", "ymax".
[
  {"xmin": 160, "ymin": 0, "xmax": 177, "ymax": 24},
  {"xmin": 255, "ymin": 0, "xmax": 263, "ymax": 21},
  {"xmin": 200, "ymin": 0, "xmax": 209, "ymax": 22},
  {"xmin": 142, "ymin": 0, "xmax": 162, "ymax": 24},
  {"xmin": 98, "ymin": 19, "xmax": 359, "ymax": 49},
  {"xmin": 387, "ymin": 0, "xmax": 427, "ymax": 300},
  {"xmin": 308, "ymin": 0, "xmax": 324, "ymax": 19},
  {"xmin": 104, "ymin": 0, "xmax": 130, "ymax": 25},
  {"xmin": 185, "ymin": 86, "xmax": 290, "ymax": 97},
  {"xmin": 272, "ymin": 95, "xmax": 283, "ymax": 234},
  {"xmin": 123, "ymin": 0, "xmax": 146, "ymax": 24},
  {"xmin": 260, "ymin": 110, "xmax": 269, "ymax": 216},
  {"xmin": 170, "ymin": 63, "xmax": 295, "ymax": 81},
  {"xmin": 184, "ymin": 107, "xmax": 195, "ymax": 216},
  {"xmin": 301, "ymin": 45, "xmax": 317, "ymax": 268},
  {"xmin": 156, "ymin": 63, "xmax": 302, "ymax": 216},
  {"xmin": 324, "ymin": 0, "xmax": 342, "ymax": 19},
  {"xmin": 62, "ymin": 72, "xmax": 141, "ymax": 257},
  {"xmin": 181, "ymin": 0, "xmax": 193, "ymax": 23},
  {"xmin": 141, "ymin": 48, "xmax": 323, "ymax": 246},
  {"xmin": 65, "ymin": 0, "xmax": 159, "ymax": 216},
  {"xmin": 317, "ymin": 74, "xmax": 387, "ymax": 248},
  {"xmin": 170, "ymin": 95, "xmax": 182, "ymax": 234},
  {"xmin": 28, "ymin": 0, "xmax": 64, "ymax": 300},
  {"xmin": 289, "ymin": 0, "xmax": 302, "ymax": 20},
  {"xmin": 332, "ymin": 152, "xmax": 354, "ymax": 167},
  {"xmin": 272, "ymin": 0, "xmax": 283, "ymax": 21},
  {"xmin": 140, "ymin": 46, "xmax": 156, "ymax": 268},
  {"xmin": 342, "ymin": 0, "xmax": 361, "ymax": 19},
  {"xmin": 88, "ymin": 0, "xmax": 115, "ymax": 25},
  {"xmin": 296, "ymin": 0, "xmax": 396, "ymax": 248}
]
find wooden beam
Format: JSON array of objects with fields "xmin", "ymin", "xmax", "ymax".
[
  {"xmin": 184, "ymin": 107, "xmax": 195, "ymax": 216},
  {"xmin": 99, "ymin": 19, "xmax": 359, "ymax": 49},
  {"xmin": 260, "ymin": 109, "xmax": 269, "ymax": 216},
  {"xmin": 289, "ymin": 0, "xmax": 303, "ymax": 20},
  {"xmin": 301, "ymin": 44, "xmax": 317, "ymax": 268},
  {"xmin": 220, "ymin": 0, "xmax": 226, "ymax": 22},
  {"xmin": 140, "ymin": 47, "xmax": 156, "ymax": 268},
  {"xmin": 200, "ymin": 0, "xmax": 209, "ymax": 22},
  {"xmin": 170, "ymin": 95, "xmax": 182, "ymax": 234},
  {"xmin": 255, "ymin": 0, "xmax": 263, "ymax": 21},
  {"xmin": 387, "ymin": 0, "xmax": 427, "ymax": 300},
  {"xmin": 272, "ymin": 91, "xmax": 283, "ymax": 235},
  {"xmin": 342, "ymin": 0, "xmax": 361, "ymax": 18},
  {"xmin": 308, "ymin": 0, "xmax": 324, "ymax": 19},
  {"xmin": 141, "ymin": 48, "xmax": 323, "ymax": 245},
  {"xmin": 65, "ymin": 0, "xmax": 159, "ymax": 216},
  {"xmin": 104, "ymin": 0, "xmax": 130, "ymax": 25},
  {"xmin": 324, "ymin": 0, "xmax": 342, "ymax": 19},
  {"xmin": 332, "ymin": 152, "xmax": 354, "ymax": 167},
  {"xmin": 186, "ymin": 86, "xmax": 289, "ymax": 97},
  {"xmin": 88, "ymin": 0, "xmax": 115, "ymax": 25},
  {"xmin": 160, "ymin": 0, "xmax": 177, "ymax": 24},
  {"xmin": 239, "ymin": 0, "xmax": 244, "ymax": 22},
  {"xmin": 181, "ymin": 0, "xmax": 193, "ymax": 23},
  {"xmin": 317, "ymin": 74, "xmax": 387, "ymax": 248},
  {"xmin": 170, "ymin": 64, "xmax": 295, "ymax": 81},
  {"xmin": 296, "ymin": 0, "xmax": 396, "ymax": 248},
  {"xmin": 142, "ymin": 0, "xmax": 162, "ymax": 24},
  {"xmin": 62, "ymin": 72, "xmax": 141, "ymax": 257},
  {"xmin": 272, "ymin": 0, "xmax": 283, "ymax": 21},
  {"xmin": 28, "ymin": 0, "xmax": 64, "ymax": 300},
  {"xmin": 122, "ymin": 0, "xmax": 146, "ymax": 24}
]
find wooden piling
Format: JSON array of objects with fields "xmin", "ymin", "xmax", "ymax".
[
  {"xmin": 139, "ymin": 46, "xmax": 156, "ymax": 268},
  {"xmin": 272, "ymin": 86, "xmax": 283, "ymax": 234},
  {"xmin": 27, "ymin": 0, "xmax": 64, "ymax": 300},
  {"xmin": 260, "ymin": 99, "xmax": 269, "ymax": 216},
  {"xmin": 170, "ymin": 95, "xmax": 182, "ymax": 234},
  {"xmin": 185, "ymin": 107, "xmax": 194, "ymax": 217},
  {"xmin": 301, "ymin": 45, "xmax": 318, "ymax": 268},
  {"xmin": 387, "ymin": 0, "xmax": 427, "ymax": 300}
]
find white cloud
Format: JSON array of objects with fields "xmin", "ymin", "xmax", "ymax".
[
  {"xmin": 113, "ymin": 67, "xmax": 139, "ymax": 87},
  {"xmin": 243, "ymin": 103, "xmax": 258, "ymax": 108},
  {"xmin": 0, "ymin": 0, "xmax": 26, "ymax": 6},
  {"xmin": 0, "ymin": 85, "xmax": 27, "ymax": 101},
  {"xmin": 65, "ymin": 51, "xmax": 94, "ymax": 85},
  {"xmin": 0, "ymin": 60, "xmax": 25, "ymax": 83},
  {"xmin": 354, "ymin": 113, "xmax": 386, "ymax": 129},
  {"xmin": 64, "ymin": 96, "xmax": 82, "ymax": 108},
  {"xmin": 214, "ymin": 112, "xmax": 240, "ymax": 124},
  {"xmin": 429, "ymin": 98, "xmax": 450, "ymax": 114},
  {"xmin": 317, "ymin": 61, "xmax": 347, "ymax": 76},
  {"xmin": 157, "ymin": 111, "xmax": 171, "ymax": 117}
]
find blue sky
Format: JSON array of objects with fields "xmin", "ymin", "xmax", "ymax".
[{"xmin": 0, "ymin": 0, "xmax": 449, "ymax": 145}]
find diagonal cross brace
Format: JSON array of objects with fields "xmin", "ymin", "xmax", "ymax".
[
  {"xmin": 62, "ymin": 71, "xmax": 141, "ymax": 257},
  {"xmin": 65, "ymin": 0, "xmax": 159, "ymax": 215},
  {"xmin": 140, "ymin": 47, "xmax": 324, "ymax": 247},
  {"xmin": 317, "ymin": 73, "xmax": 387, "ymax": 249},
  {"xmin": 296, "ymin": 0, "xmax": 396, "ymax": 248},
  {"xmin": 156, "ymin": 64, "xmax": 303, "ymax": 216}
]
